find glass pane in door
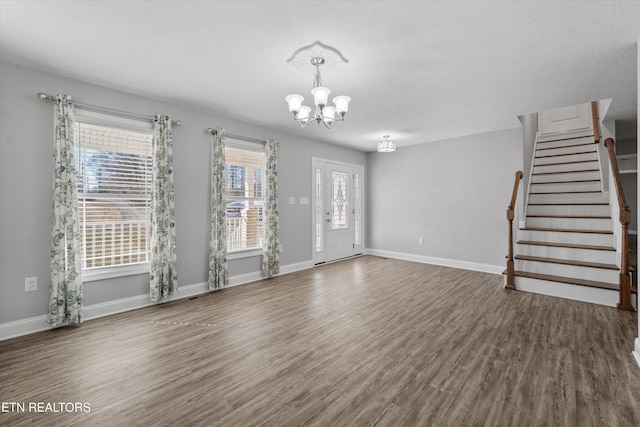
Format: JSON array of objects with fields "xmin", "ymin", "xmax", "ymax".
[{"xmin": 332, "ymin": 171, "xmax": 349, "ymax": 230}]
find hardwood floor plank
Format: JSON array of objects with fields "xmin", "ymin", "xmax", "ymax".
[{"xmin": 1, "ymin": 256, "xmax": 639, "ymax": 426}]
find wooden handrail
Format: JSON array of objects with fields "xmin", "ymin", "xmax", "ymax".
[
  {"xmin": 604, "ymin": 138, "xmax": 634, "ymax": 311},
  {"xmin": 591, "ymin": 101, "xmax": 600, "ymax": 143},
  {"xmin": 506, "ymin": 171, "xmax": 523, "ymax": 290}
]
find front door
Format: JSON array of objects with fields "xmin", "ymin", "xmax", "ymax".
[
  {"xmin": 326, "ymin": 163, "xmax": 355, "ymax": 262},
  {"xmin": 312, "ymin": 159, "xmax": 364, "ymax": 264}
]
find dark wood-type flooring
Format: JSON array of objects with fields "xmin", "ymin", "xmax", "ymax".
[{"xmin": 1, "ymin": 255, "xmax": 639, "ymax": 426}]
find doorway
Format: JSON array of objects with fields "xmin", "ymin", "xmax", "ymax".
[{"xmin": 312, "ymin": 158, "xmax": 364, "ymax": 264}]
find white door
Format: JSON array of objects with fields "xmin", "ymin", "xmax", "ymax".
[
  {"xmin": 312, "ymin": 159, "xmax": 364, "ymax": 264},
  {"xmin": 538, "ymin": 103, "xmax": 592, "ymax": 135},
  {"xmin": 326, "ymin": 163, "xmax": 355, "ymax": 262}
]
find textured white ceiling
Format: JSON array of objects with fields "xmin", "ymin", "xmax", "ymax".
[{"xmin": 1, "ymin": 0, "xmax": 638, "ymax": 151}]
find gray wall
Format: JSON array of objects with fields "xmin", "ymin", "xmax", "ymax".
[
  {"xmin": 0, "ymin": 61, "xmax": 365, "ymax": 324},
  {"xmin": 366, "ymin": 128, "xmax": 523, "ymax": 267}
]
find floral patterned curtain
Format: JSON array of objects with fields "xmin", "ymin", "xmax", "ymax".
[
  {"xmin": 209, "ymin": 128, "xmax": 228, "ymax": 290},
  {"xmin": 262, "ymin": 138, "xmax": 280, "ymax": 277},
  {"xmin": 49, "ymin": 94, "xmax": 83, "ymax": 327},
  {"xmin": 149, "ymin": 115, "xmax": 178, "ymax": 302}
]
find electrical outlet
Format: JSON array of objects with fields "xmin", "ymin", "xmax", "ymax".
[
  {"xmin": 25, "ymin": 277, "xmax": 38, "ymax": 292},
  {"xmin": 418, "ymin": 237, "xmax": 424, "ymax": 245}
]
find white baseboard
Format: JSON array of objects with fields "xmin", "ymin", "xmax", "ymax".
[
  {"xmin": 364, "ymin": 248, "xmax": 504, "ymax": 275},
  {"xmin": 0, "ymin": 260, "xmax": 314, "ymax": 341},
  {"xmin": 633, "ymin": 338, "xmax": 640, "ymax": 368}
]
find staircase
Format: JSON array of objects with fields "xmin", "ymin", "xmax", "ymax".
[{"xmin": 509, "ymin": 128, "xmax": 637, "ymax": 308}]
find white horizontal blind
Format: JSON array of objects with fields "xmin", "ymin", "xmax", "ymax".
[
  {"xmin": 225, "ymin": 145, "xmax": 265, "ymax": 252},
  {"xmin": 74, "ymin": 121, "xmax": 152, "ymax": 269}
]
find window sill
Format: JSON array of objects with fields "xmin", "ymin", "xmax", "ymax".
[
  {"xmin": 82, "ymin": 262, "xmax": 150, "ymax": 282},
  {"xmin": 228, "ymin": 248, "xmax": 262, "ymax": 260}
]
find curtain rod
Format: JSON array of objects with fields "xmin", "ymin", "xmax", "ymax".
[
  {"xmin": 206, "ymin": 128, "xmax": 265, "ymax": 145},
  {"xmin": 37, "ymin": 92, "xmax": 182, "ymax": 127}
]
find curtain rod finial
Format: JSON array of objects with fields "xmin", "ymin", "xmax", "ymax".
[{"xmin": 37, "ymin": 92, "xmax": 54, "ymax": 101}]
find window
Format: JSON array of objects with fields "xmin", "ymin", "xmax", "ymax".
[
  {"xmin": 74, "ymin": 111, "xmax": 153, "ymax": 279},
  {"xmin": 225, "ymin": 143, "xmax": 266, "ymax": 253}
]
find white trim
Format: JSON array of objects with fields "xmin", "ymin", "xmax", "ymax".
[
  {"xmin": 0, "ymin": 260, "xmax": 314, "ymax": 341},
  {"xmin": 74, "ymin": 107, "xmax": 153, "ymax": 133},
  {"xmin": 633, "ymin": 338, "xmax": 640, "ymax": 368},
  {"xmin": 82, "ymin": 262, "xmax": 149, "ymax": 282},
  {"xmin": 364, "ymin": 248, "xmax": 504, "ymax": 275},
  {"xmin": 311, "ymin": 158, "xmax": 366, "ymax": 265},
  {"xmin": 227, "ymin": 248, "xmax": 262, "ymax": 260},
  {"xmin": 311, "ymin": 156, "xmax": 364, "ymax": 169},
  {"xmin": 225, "ymin": 137, "xmax": 265, "ymax": 151}
]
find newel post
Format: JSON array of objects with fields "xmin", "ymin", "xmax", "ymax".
[
  {"xmin": 618, "ymin": 208, "xmax": 634, "ymax": 311},
  {"xmin": 506, "ymin": 171, "xmax": 523, "ymax": 290}
]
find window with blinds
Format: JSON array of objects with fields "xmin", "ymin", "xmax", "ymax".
[
  {"xmin": 74, "ymin": 121, "xmax": 152, "ymax": 270},
  {"xmin": 225, "ymin": 144, "xmax": 265, "ymax": 252}
]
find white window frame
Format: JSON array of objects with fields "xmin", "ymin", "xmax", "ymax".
[
  {"xmin": 73, "ymin": 108, "xmax": 154, "ymax": 282},
  {"xmin": 225, "ymin": 138, "xmax": 266, "ymax": 260}
]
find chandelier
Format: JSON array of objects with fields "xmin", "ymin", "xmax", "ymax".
[
  {"xmin": 285, "ymin": 56, "xmax": 351, "ymax": 129},
  {"xmin": 377, "ymin": 135, "xmax": 396, "ymax": 152}
]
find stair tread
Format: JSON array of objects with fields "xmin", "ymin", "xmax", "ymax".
[
  {"xmin": 531, "ymin": 179, "xmax": 600, "ymax": 184},
  {"xmin": 521, "ymin": 227, "xmax": 613, "ymax": 234},
  {"xmin": 536, "ymin": 150, "xmax": 597, "ymax": 159},
  {"xmin": 530, "ymin": 190, "xmax": 602, "ymax": 195},
  {"xmin": 537, "ymin": 134, "xmax": 596, "ymax": 144},
  {"xmin": 528, "ymin": 202, "xmax": 609, "ymax": 206},
  {"xmin": 534, "ymin": 159, "xmax": 597, "ymax": 166},
  {"xmin": 515, "ymin": 255, "xmax": 618, "ymax": 270},
  {"xmin": 527, "ymin": 214, "xmax": 611, "ymax": 219},
  {"xmin": 532, "ymin": 169, "xmax": 599, "ymax": 175},
  {"xmin": 536, "ymin": 142, "xmax": 596, "ymax": 151},
  {"xmin": 512, "ymin": 270, "xmax": 620, "ymax": 291},
  {"xmin": 517, "ymin": 240, "xmax": 616, "ymax": 251}
]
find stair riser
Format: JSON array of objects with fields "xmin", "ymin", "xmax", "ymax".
[
  {"xmin": 536, "ymin": 135, "xmax": 595, "ymax": 147},
  {"xmin": 527, "ymin": 204, "xmax": 610, "ymax": 216},
  {"xmin": 518, "ymin": 229, "xmax": 614, "ymax": 246},
  {"xmin": 531, "ymin": 170, "xmax": 600, "ymax": 183},
  {"xmin": 534, "ymin": 152, "xmax": 597, "ymax": 166},
  {"xmin": 516, "ymin": 244, "xmax": 617, "ymax": 264},
  {"xmin": 530, "ymin": 182, "xmax": 601, "ymax": 193},
  {"xmin": 515, "ymin": 260, "xmax": 619, "ymax": 283},
  {"xmin": 510, "ymin": 276, "xmax": 630, "ymax": 308},
  {"xmin": 535, "ymin": 144, "xmax": 597, "ymax": 157},
  {"xmin": 526, "ymin": 217, "xmax": 611, "ymax": 230},
  {"xmin": 534, "ymin": 161, "xmax": 599, "ymax": 174},
  {"xmin": 528, "ymin": 192, "xmax": 606, "ymax": 204}
]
